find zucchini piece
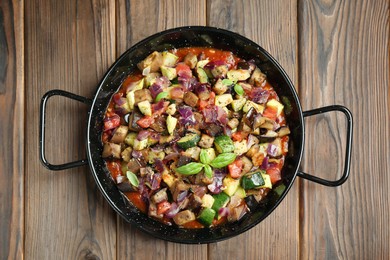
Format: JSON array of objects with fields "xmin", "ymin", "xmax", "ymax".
[
  {"xmin": 241, "ymin": 171, "xmax": 266, "ymax": 190},
  {"xmin": 198, "ymin": 208, "xmax": 216, "ymax": 226},
  {"xmin": 137, "ymin": 100, "xmax": 152, "ymax": 116},
  {"xmin": 234, "ymin": 186, "xmax": 246, "ymax": 199},
  {"xmin": 261, "ymin": 173, "xmax": 272, "ymax": 189},
  {"xmin": 212, "ymin": 192, "xmax": 230, "ymax": 212},
  {"xmin": 177, "ymin": 133, "xmax": 200, "ymax": 149},
  {"xmin": 160, "ymin": 65, "xmax": 177, "ymax": 80},
  {"xmin": 243, "ymin": 100, "xmax": 265, "ymax": 113},
  {"xmin": 215, "ymin": 94, "xmax": 233, "ymax": 107},
  {"xmin": 231, "ymin": 98, "xmax": 247, "ymax": 112},
  {"xmin": 124, "ymin": 132, "xmax": 137, "ymax": 146},
  {"xmin": 227, "ymin": 69, "xmax": 251, "ymax": 81},
  {"xmin": 166, "ymin": 114, "xmax": 177, "ymax": 135},
  {"xmin": 214, "ymin": 135, "xmax": 234, "ymax": 153},
  {"xmin": 223, "ymin": 176, "xmax": 240, "ymax": 196},
  {"xmin": 196, "ymin": 67, "xmax": 208, "ymax": 83},
  {"xmin": 162, "ymin": 51, "xmax": 179, "ymax": 67},
  {"xmin": 166, "ymin": 103, "xmax": 176, "ymax": 115},
  {"xmin": 233, "ymin": 140, "xmax": 248, "ymax": 155},
  {"xmin": 133, "ymin": 138, "xmax": 148, "ymax": 151},
  {"xmin": 201, "ymin": 194, "xmax": 215, "ymax": 208}
]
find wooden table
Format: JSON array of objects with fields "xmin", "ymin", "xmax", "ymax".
[{"xmin": 1, "ymin": 0, "xmax": 389, "ymax": 259}]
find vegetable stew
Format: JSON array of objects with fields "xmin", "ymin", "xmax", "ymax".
[{"xmin": 102, "ymin": 47, "xmax": 290, "ymax": 228}]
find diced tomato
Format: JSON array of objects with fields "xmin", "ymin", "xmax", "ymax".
[
  {"xmin": 231, "ymin": 131, "xmax": 244, "ymax": 142},
  {"xmin": 113, "ymin": 93, "xmax": 123, "ymax": 103},
  {"xmin": 198, "ymin": 100, "xmax": 209, "ymax": 110},
  {"xmin": 102, "ymin": 132, "xmax": 110, "ymax": 143},
  {"xmin": 228, "ymin": 159, "xmax": 243, "ymax": 178},
  {"xmin": 103, "ymin": 114, "xmax": 121, "ymax": 131},
  {"xmin": 126, "ymin": 192, "xmax": 147, "ymax": 213},
  {"xmin": 176, "ymin": 63, "xmax": 192, "ymax": 78},
  {"xmin": 157, "ymin": 201, "xmax": 171, "ymax": 215},
  {"xmin": 106, "ymin": 160, "xmax": 122, "ymax": 180},
  {"xmin": 263, "ymin": 106, "xmax": 278, "ymax": 121},
  {"xmin": 266, "ymin": 167, "xmax": 282, "ymax": 184},
  {"xmin": 137, "ymin": 116, "xmax": 155, "ymax": 128},
  {"xmin": 208, "ymin": 91, "xmax": 215, "ymax": 104}
]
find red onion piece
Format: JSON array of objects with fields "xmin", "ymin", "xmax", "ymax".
[
  {"xmin": 250, "ymin": 88, "xmax": 270, "ymax": 104},
  {"xmin": 137, "ymin": 130, "xmax": 150, "ymax": 141},
  {"xmin": 116, "ymin": 175, "xmax": 126, "ymax": 184},
  {"xmin": 178, "ymin": 106, "xmax": 196, "ymax": 125},
  {"xmin": 216, "ymin": 106, "xmax": 228, "ymax": 125},
  {"xmin": 267, "ymin": 143, "xmax": 279, "ymax": 157},
  {"xmin": 218, "ymin": 207, "xmax": 230, "ymax": 218},
  {"xmin": 260, "ymin": 156, "xmax": 269, "ymax": 170},
  {"xmin": 177, "ymin": 190, "xmax": 188, "ymax": 202},
  {"xmin": 165, "ymin": 202, "xmax": 180, "ymax": 218},
  {"xmin": 203, "ymin": 107, "xmax": 218, "ymax": 123},
  {"xmin": 149, "ymin": 83, "xmax": 163, "ymax": 99}
]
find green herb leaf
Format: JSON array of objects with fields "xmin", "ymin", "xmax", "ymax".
[
  {"xmin": 175, "ymin": 162, "xmax": 204, "ymax": 175},
  {"xmin": 234, "ymin": 84, "xmax": 244, "ymax": 95},
  {"xmin": 200, "ymin": 149, "xmax": 212, "ymax": 164},
  {"xmin": 155, "ymin": 91, "xmax": 168, "ymax": 102},
  {"xmin": 210, "ymin": 153, "xmax": 237, "ymax": 168},
  {"xmin": 222, "ymin": 79, "xmax": 234, "ymax": 85},
  {"xmin": 126, "ymin": 171, "xmax": 139, "ymax": 187},
  {"xmin": 204, "ymin": 164, "xmax": 213, "ymax": 179}
]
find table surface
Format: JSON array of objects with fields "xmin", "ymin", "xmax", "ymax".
[{"xmin": 1, "ymin": 0, "xmax": 389, "ymax": 259}]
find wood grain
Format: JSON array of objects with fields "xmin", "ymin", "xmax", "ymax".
[
  {"xmin": 25, "ymin": 0, "xmax": 117, "ymax": 259},
  {"xmin": 207, "ymin": 0, "xmax": 300, "ymax": 259},
  {"xmin": 115, "ymin": 0, "xmax": 209, "ymax": 259},
  {"xmin": 298, "ymin": 0, "xmax": 389, "ymax": 259},
  {"xmin": 0, "ymin": 0, "xmax": 24, "ymax": 259}
]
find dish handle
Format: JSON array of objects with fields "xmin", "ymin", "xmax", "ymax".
[
  {"xmin": 297, "ymin": 105, "xmax": 353, "ymax": 186},
  {"xmin": 39, "ymin": 90, "xmax": 92, "ymax": 171}
]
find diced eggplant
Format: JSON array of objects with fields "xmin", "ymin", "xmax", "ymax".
[
  {"xmin": 277, "ymin": 126, "xmax": 291, "ymax": 137},
  {"xmin": 206, "ymin": 123, "xmax": 223, "ymax": 137},
  {"xmin": 258, "ymin": 130, "xmax": 278, "ymax": 143},
  {"xmin": 249, "ymin": 67, "xmax": 267, "ymax": 86},
  {"xmin": 183, "ymin": 146, "xmax": 201, "ymax": 161},
  {"xmin": 172, "ymin": 181, "xmax": 190, "ymax": 201},
  {"xmin": 187, "ymin": 194, "xmax": 203, "ymax": 210},
  {"xmin": 253, "ymin": 115, "xmax": 266, "ymax": 129},
  {"xmin": 152, "ymin": 188, "xmax": 168, "ymax": 204},
  {"xmin": 211, "ymin": 64, "xmax": 229, "ymax": 78},
  {"xmin": 150, "ymin": 115, "xmax": 167, "ymax": 132},
  {"xmin": 173, "ymin": 210, "xmax": 196, "ymax": 225},
  {"xmin": 213, "ymin": 78, "xmax": 228, "ymax": 95},
  {"xmin": 198, "ymin": 134, "xmax": 214, "ymax": 148},
  {"xmin": 241, "ymin": 156, "xmax": 253, "ymax": 174},
  {"xmin": 102, "ymin": 142, "xmax": 121, "ymax": 159},
  {"xmin": 127, "ymin": 158, "xmax": 143, "ymax": 173},
  {"xmin": 184, "ymin": 52, "xmax": 198, "ymax": 69},
  {"xmin": 227, "ymin": 118, "xmax": 239, "ymax": 129},
  {"xmin": 183, "ymin": 91, "xmax": 199, "ymax": 107},
  {"xmin": 117, "ymin": 181, "xmax": 134, "ymax": 192},
  {"xmin": 110, "ymin": 125, "xmax": 129, "ymax": 144},
  {"xmin": 134, "ymin": 89, "xmax": 153, "ymax": 104},
  {"xmin": 137, "ymin": 51, "xmax": 164, "ymax": 73},
  {"xmin": 140, "ymin": 166, "xmax": 154, "ymax": 177},
  {"xmin": 243, "ymin": 107, "xmax": 258, "ymax": 127},
  {"xmin": 227, "ymin": 69, "xmax": 251, "ymax": 81},
  {"xmin": 148, "ymin": 202, "xmax": 164, "ymax": 219},
  {"xmin": 128, "ymin": 108, "xmax": 143, "ymax": 131},
  {"xmin": 121, "ymin": 146, "xmax": 132, "ymax": 162},
  {"xmin": 177, "ymin": 155, "xmax": 192, "ymax": 167}
]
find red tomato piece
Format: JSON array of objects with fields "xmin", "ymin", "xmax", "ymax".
[
  {"xmin": 198, "ymin": 100, "xmax": 209, "ymax": 110},
  {"xmin": 266, "ymin": 167, "xmax": 282, "ymax": 184},
  {"xmin": 104, "ymin": 114, "xmax": 121, "ymax": 131},
  {"xmin": 106, "ymin": 160, "xmax": 122, "ymax": 180},
  {"xmin": 137, "ymin": 116, "xmax": 155, "ymax": 128},
  {"xmin": 231, "ymin": 131, "xmax": 244, "ymax": 142},
  {"xmin": 228, "ymin": 159, "xmax": 243, "ymax": 178},
  {"xmin": 157, "ymin": 201, "xmax": 171, "ymax": 215},
  {"xmin": 262, "ymin": 106, "xmax": 278, "ymax": 121},
  {"xmin": 176, "ymin": 63, "xmax": 192, "ymax": 78}
]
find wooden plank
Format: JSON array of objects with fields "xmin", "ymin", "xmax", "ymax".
[
  {"xmin": 207, "ymin": 0, "xmax": 300, "ymax": 259},
  {"xmin": 25, "ymin": 1, "xmax": 117, "ymax": 259},
  {"xmin": 0, "ymin": 0, "xmax": 24, "ymax": 259},
  {"xmin": 298, "ymin": 0, "xmax": 389, "ymax": 258},
  {"xmin": 115, "ymin": 0, "xmax": 208, "ymax": 258}
]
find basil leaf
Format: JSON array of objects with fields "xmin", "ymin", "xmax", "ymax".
[
  {"xmin": 234, "ymin": 84, "xmax": 244, "ymax": 95},
  {"xmin": 204, "ymin": 164, "xmax": 213, "ymax": 179},
  {"xmin": 126, "ymin": 171, "xmax": 139, "ymax": 187},
  {"xmin": 200, "ymin": 149, "xmax": 212, "ymax": 164},
  {"xmin": 222, "ymin": 79, "xmax": 234, "ymax": 85},
  {"xmin": 210, "ymin": 153, "xmax": 237, "ymax": 168},
  {"xmin": 175, "ymin": 162, "xmax": 204, "ymax": 175},
  {"xmin": 155, "ymin": 91, "xmax": 168, "ymax": 101}
]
